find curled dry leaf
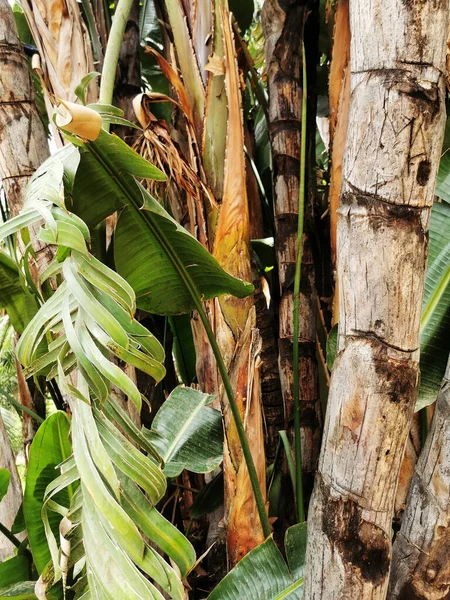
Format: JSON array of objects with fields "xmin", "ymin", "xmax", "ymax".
[{"xmin": 55, "ymin": 101, "xmax": 102, "ymax": 141}]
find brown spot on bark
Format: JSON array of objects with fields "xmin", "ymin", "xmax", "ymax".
[
  {"xmin": 322, "ymin": 483, "xmax": 390, "ymax": 585},
  {"xmin": 373, "ymin": 357, "xmax": 418, "ymax": 405},
  {"xmin": 417, "ymin": 160, "xmax": 431, "ymax": 185}
]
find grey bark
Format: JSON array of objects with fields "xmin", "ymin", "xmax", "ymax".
[
  {"xmin": 389, "ymin": 357, "xmax": 450, "ymax": 599},
  {"xmin": 304, "ymin": 1, "xmax": 450, "ymax": 597}
]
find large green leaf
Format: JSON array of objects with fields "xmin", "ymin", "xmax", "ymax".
[
  {"xmin": 207, "ymin": 537, "xmax": 303, "ymax": 600},
  {"xmin": 417, "ymin": 200, "xmax": 450, "ymax": 410},
  {"xmin": 0, "ymin": 252, "xmax": 38, "ymax": 334},
  {"xmin": 147, "ymin": 386, "xmax": 223, "ymax": 477},
  {"xmin": 114, "ymin": 195, "xmax": 253, "ymax": 315},
  {"xmin": 67, "ymin": 130, "xmax": 253, "ymax": 315},
  {"xmin": 23, "ymin": 412, "xmax": 72, "ymax": 574}
]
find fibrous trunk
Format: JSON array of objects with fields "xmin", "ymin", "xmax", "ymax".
[
  {"xmin": 0, "ymin": 413, "xmax": 24, "ymax": 561},
  {"xmin": 389, "ymin": 356, "xmax": 450, "ymax": 600},
  {"xmin": 305, "ymin": 1, "xmax": 449, "ymax": 597},
  {"xmin": 0, "ymin": 0, "xmax": 50, "ymax": 440},
  {"xmin": 262, "ymin": 0, "xmax": 321, "ymax": 482}
]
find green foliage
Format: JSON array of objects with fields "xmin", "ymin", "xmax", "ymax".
[
  {"xmin": 147, "ymin": 386, "xmax": 223, "ymax": 477},
  {"xmin": 0, "ymin": 115, "xmax": 258, "ymax": 598},
  {"xmin": 169, "ymin": 315, "xmax": 197, "ymax": 385},
  {"xmin": 207, "ymin": 528, "xmax": 306, "ymax": 600},
  {"xmin": 0, "ymin": 581, "xmax": 38, "ymax": 599},
  {"xmin": 326, "ymin": 323, "xmax": 338, "ymax": 372},
  {"xmin": 23, "ymin": 412, "xmax": 72, "ymax": 574},
  {"xmin": 417, "ymin": 200, "xmax": 450, "ymax": 410},
  {"xmin": 0, "ymin": 252, "xmax": 38, "ymax": 335}
]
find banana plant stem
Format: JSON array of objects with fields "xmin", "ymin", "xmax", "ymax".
[
  {"xmin": 292, "ymin": 42, "xmax": 307, "ymax": 524},
  {"xmin": 196, "ymin": 305, "xmax": 271, "ymax": 538},
  {"xmin": 99, "ymin": 0, "xmax": 134, "ymax": 107}
]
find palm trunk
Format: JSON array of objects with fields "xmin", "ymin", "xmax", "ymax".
[
  {"xmin": 0, "ymin": 413, "xmax": 24, "ymax": 561},
  {"xmin": 262, "ymin": 0, "xmax": 321, "ymax": 482},
  {"xmin": 305, "ymin": 1, "xmax": 449, "ymax": 597},
  {"xmin": 389, "ymin": 356, "xmax": 450, "ymax": 600},
  {"xmin": 0, "ymin": 0, "xmax": 51, "ymax": 444}
]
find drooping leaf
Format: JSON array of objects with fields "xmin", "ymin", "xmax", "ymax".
[
  {"xmin": 118, "ymin": 474, "xmax": 196, "ymax": 579},
  {"xmin": 146, "ymin": 386, "xmax": 223, "ymax": 477},
  {"xmin": 74, "ymin": 73, "xmax": 101, "ymax": 106},
  {"xmin": 0, "ymin": 467, "xmax": 10, "ymax": 502},
  {"xmin": 417, "ymin": 200, "xmax": 450, "ymax": 410},
  {"xmin": 114, "ymin": 193, "xmax": 253, "ymax": 315},
  {"xmin": 23, "ymin": 412, "xmax": 72, "ymax": 573},
  {"xmin": 66, "ymin": 130, "xmax": 253, "ymax": 315},
  {"xmin": 207, "ymin": 537, "xmax": 303, "ymax": 600}
]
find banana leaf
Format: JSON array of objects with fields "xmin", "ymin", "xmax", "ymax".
[
  {"xmin": 23, "ymin": 412, "xmax": 73, "ymax": 574},
  {"xmin": 417, "ymin": 200, "xmax": 450, "ymax": 410},
  {"xmin": 146, "ymin": 386, "xmax": 223, "ymax": 477},
  {"xmin": 207, "ymin": 536, "xmax": 304, "ymax": 600}
]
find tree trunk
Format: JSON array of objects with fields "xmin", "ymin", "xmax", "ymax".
[
  {"xmin": 305, "ymin": 1, "xmax": 449, "ymax": 597},
  {"xmin": 389, "ymin": 356, "xmax": 450, "ymax": 600},
  {"xmin": 0, "ymin": 0, "xmax": 51, "ymax": 447},
  {"xmin": 262, "ymin": 0, "xmax": 321, "ymax": 483},
  {"xmin": 20, "ymin": 0, "xmax": 96, "ymax": 104},
  {"xmin": 0, "ymin": 413, "xmax": 24, "ymax": 561}
]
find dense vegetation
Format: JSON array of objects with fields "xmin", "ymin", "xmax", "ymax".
[{"xmin": 0, "ymin": 0, "xmax": 449, "ymax": 598}]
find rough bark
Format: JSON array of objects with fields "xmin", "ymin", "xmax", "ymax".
[
  {"xmin": 262, "ymin": 0, "xmax": 321, "ymax": 478},
  {"xmin": 0, "ymin": 0, "xmax": 51, "ymax": 276},
  {"xmin": 0, "ymin": 413, "xmax": 24, "ymax": 561},
  {"xmin": 0, "ymin": 0, "xmax": 50, "ymax": 446},
  {"xmin": 389, "ymin": 357, "xmax": 450, "ymax": 600},
  {"xmin": 305, "ymin": 1, "xmax": 449, "ymax": 597}
]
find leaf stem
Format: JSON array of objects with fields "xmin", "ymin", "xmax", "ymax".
[
  {"xmin": 0, "ymin": 522, "xmax": 21, "ymax": 548},
  {"xmin": 196, "ymin": 305, "xmax": 271, "ymax": 538},
  {"xmin": 99, "ymin": 0, "xmax": 134, "ymax": 107},
  {"xmin": 292, "ymin": 42, "xmax": 307, "ymax": 524}
]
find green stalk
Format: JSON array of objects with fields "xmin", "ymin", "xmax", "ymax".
[
  {"xmin": 279, "ymin": 430, "xmax": 296, "ymax": 503},
  {"xmin": 0, "ymin": 522, "xmax": 21, "ymax": 548},
  {"xmin": 196, "ymin": 306, "xmax": 271, "ymax": 538},
  {"xmin": 292, "ymin": 42, "xmax": 307, "ymax": 524},
  {"xmin": 87, "ymin": 139, "xmax": 272, "ymax": 539},
  {"xmin": 99, "ymin": 0, "xmax": 135, "ymax": 107}
]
